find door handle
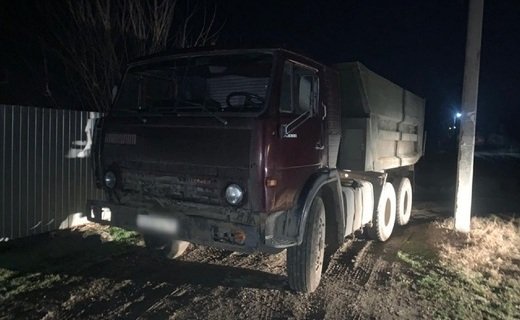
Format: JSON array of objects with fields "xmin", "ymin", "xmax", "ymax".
[{"xmin": 315, "ymin": 142, "xmax": 325, "ymax": 150}]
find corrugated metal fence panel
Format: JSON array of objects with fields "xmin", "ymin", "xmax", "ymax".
[{"xmin": 0, "ymin": 105, "xmax": 103, "ymax": 240}]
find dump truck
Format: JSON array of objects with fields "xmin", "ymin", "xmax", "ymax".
[{"xmin": 87, "ymin": 48, "xmax": 425, "ymax": 293}]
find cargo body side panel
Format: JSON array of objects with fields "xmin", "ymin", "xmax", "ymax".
[{"xmin": 335, "ymin": 62, "xmax": 425, "ymax": 171}]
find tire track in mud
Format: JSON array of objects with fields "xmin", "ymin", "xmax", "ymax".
[
  {"xmin": 80, "ymin": 237, "xmax": 401, "ymax": 320},
  {"xmin": 52, "ymin": 246, "xmax": 229, "ymax": 319},
  {"xmin": 0, "ymin": 218, "xmax": 436, "ymax": 320},
  {"xmin": 374, "ymin": 260, "xmax": 395, "ymax": 287},
  {"xmin": 133, "ymin": 284, "xmax": 194, "ymax": 319},
  {"xmin": 303, "ymin": 233, "xmax": 411, "ymax": 320},
  {"xmin": 301, "ymin": 240, "xmax": 374, "ymax": 320},
  {"xmin": 131, "ymin": 234, "xmax": 405, "ymax": 320},
  {"xmin": 126, "ymin": 247, "xmax": 288, "ymax": 320},
  {"xmin": 131, "ymin": 248, "xmax": 238, "ymax": 319},
  {"xmin": 184, "ymin": 246, "xmax": 233, "ymax": 265},
  {"xmin": 219, "ymin": 251, "xmax": 302, "ymax": 320},
  {"xmin": 40, "ymin": 251, "xmax": 170, "ymax": 320},
  {"xmin": 192, "ymin": 249, "xmax": 288, "ymax": 320},
  {"xmin": 17, "ymin": 226, "xmax": 416, "ymax": 319},
  {"xmin": 325, "ymin": 240, "xmax": 373, "ymax": 284},
  {"xmin": 237, "ymin": 290, "xmax": 285, "ymax": 320}
]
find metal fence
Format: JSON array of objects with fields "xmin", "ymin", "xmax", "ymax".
[{"xmin": 0, "ymin": 105, "xmax": 103, "ymax": 240}]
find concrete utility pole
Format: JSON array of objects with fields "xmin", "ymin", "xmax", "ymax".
[{"xmin": 454, "ymin": 0, "xmax": 484, "ymax": 233}]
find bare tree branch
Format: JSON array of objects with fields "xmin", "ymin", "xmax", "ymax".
[{"xmin": 40, "ymin": 0, "xmax": 222, "ymax": 112}]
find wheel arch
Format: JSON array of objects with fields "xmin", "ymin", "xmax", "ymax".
[
  {"xmin": 293, "ymin": 170, "xmax": 345, "ymax": 246},
  {"xmin": 386, "ymin": 165, "xmax": 415, "ymax": 188}
]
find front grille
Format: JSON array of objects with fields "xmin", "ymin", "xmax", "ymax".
[
  {"xmin": 121, "ymin": 171, "xmax": 222, "ymax": 205},
  {"xmin": 105, "ymin": 133, "xmax": 137, "ymax": 145}
]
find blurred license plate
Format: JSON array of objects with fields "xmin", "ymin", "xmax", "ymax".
[{"xmin": 136, "ymin": 214, "xmax": 178, "ymax": 234}]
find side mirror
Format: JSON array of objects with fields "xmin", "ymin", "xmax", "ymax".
[
  {"xmin": 111, "ymin": 85, "xmax": 118, "ymax": 102},
  {"xmin": 280, "ymin": 111, "xmax": 312, "ymax": 138},
  {"xmin": 298, "ymin": 76, "xmax": 313, "ymax": 112}
]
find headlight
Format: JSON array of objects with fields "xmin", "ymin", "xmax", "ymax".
[
  {"xmin": 104, "ymin": 171, "xmax": 117, "ymax": 189},
  {"xmin": 225, "ymin": 184, "xmax": 244, "ymax": 205}
]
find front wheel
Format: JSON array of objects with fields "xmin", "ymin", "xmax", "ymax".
[
  {"xmin": 143, "ymin": 234, "xmax": 190, "ymax": 259},
  {"xmin": 287, "ymin": 196, "xmax": 326, "ymax": 293}
]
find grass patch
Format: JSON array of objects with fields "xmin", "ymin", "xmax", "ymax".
[
  {"xmin": 0, "ymin": 269, "xmax": 16, "ymax": 283},
  {"xmin": 0, "ymin": 224, "xmax": 142, "ymax": 280},
  {"xmin": 107, "ymin": 226, "xmax": 139, "ymax": 244},
  {"xmin": 76, "ymin": 224, "xmax": 140, "ymax": 245},
  {"xmin": 0, "ymin": 270, "xmax": 81, "ymax": 301},
  {"xmin": 0, "ymin": 224, "xmax": 141, "ymax": 302},
  {"xmin": 435, "ymin": 216, "xmax": 520, "ymax": 282},
  {"xmin": 397, "ymin": 216, "xmax": 520, "ymax": 319}
]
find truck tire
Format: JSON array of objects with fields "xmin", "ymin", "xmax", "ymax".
[
  {"xmin": 396, "ymin": 178, "xmax": 412, "ymax": 226},
  {"xmin": 367, "ymin": 182, "xmax": 396, "ymax": 242},
  {"xmin": 287, "ymin": 196, "xmax": 326, "ymax": 293},
  {"xmin": 143, "ymin": 235, "xmax": 190, "ymax": 259}
]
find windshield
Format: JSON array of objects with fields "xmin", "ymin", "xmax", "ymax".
[{"xmin": 112, "ymin": 52, "xmax": 273, "ymax": 115}]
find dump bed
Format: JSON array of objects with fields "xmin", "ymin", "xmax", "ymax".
[{"xmin": 333, "ymin": 62, "xmax": 425, "ymax": 172}]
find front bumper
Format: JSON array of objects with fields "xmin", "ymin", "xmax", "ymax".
[{"xmin": 86, "ymin": 200, "xmax": 285, "ymax": 253}]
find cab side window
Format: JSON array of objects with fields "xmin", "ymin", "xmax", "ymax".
[{"xmin": 279, "ymin": 61, "xmax": 318, "ymax": 115}]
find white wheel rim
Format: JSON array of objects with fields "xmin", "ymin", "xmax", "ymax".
[
  {"xmin": 379, "ymin": 183, "xmax": 396, "ymax": 240},
  {"xmin": 397, "ymin": 178, "xmax": 412, "ymax": 225}
]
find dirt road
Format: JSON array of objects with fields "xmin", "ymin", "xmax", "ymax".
[
  {"xmin": 3, "ymin": 152, "xmax": 520, "ymax": 319},
  {"xmin": 0, "ymin": 203, "xmax": 448, "ymax": 320}
]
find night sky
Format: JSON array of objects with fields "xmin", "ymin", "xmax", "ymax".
[
  {"xmin": 1, "ymin": 0, "xmax": 519, "ymax": 146},
  {"xmin": 218, "ymin": 0, "xmax": 520, "ymax": 145}
]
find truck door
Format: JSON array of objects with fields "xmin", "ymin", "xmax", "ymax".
[{"xmin": 267, "ymin": 59, "xmax": 323, "ymax": 211}]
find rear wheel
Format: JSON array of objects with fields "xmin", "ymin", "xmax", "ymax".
[
  {"xmin": 143, "ymin": 234, "xmax": 190, "ymax": 259},
  {"xmin": 367, "ymin": 182, "xmax": 396, "ymax": 242},
  {"xmin": 396, "ymin": 177, "xmax": 412, "ymax": 226},
  {"xmin": 287, "ymin": 196, "xmax": 326, "ymax": 293}
]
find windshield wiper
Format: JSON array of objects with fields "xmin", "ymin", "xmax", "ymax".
[
  {"xmin": 113, "ymin": 108, "xmax": 167, "ymax": 117},
  {"xmin": 110, "ymin": 109, "xmax": 164, "ymax": 123},
  {"xmin": 158, "ymin": 100, "xmax": 228, "ymax": 126}
]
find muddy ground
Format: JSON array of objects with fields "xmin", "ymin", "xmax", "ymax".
[
  {"xmin": 1, "ymin": 153, "xmax": 519, "ymax": 319},
  {"xmin": 0, "ymin": 204, "xmax": 446, "ymax": 320}
]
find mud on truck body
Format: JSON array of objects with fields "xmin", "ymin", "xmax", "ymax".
[{"xmin": 87, "ymin": 48, "xmax": 425, "ymax": 293}]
